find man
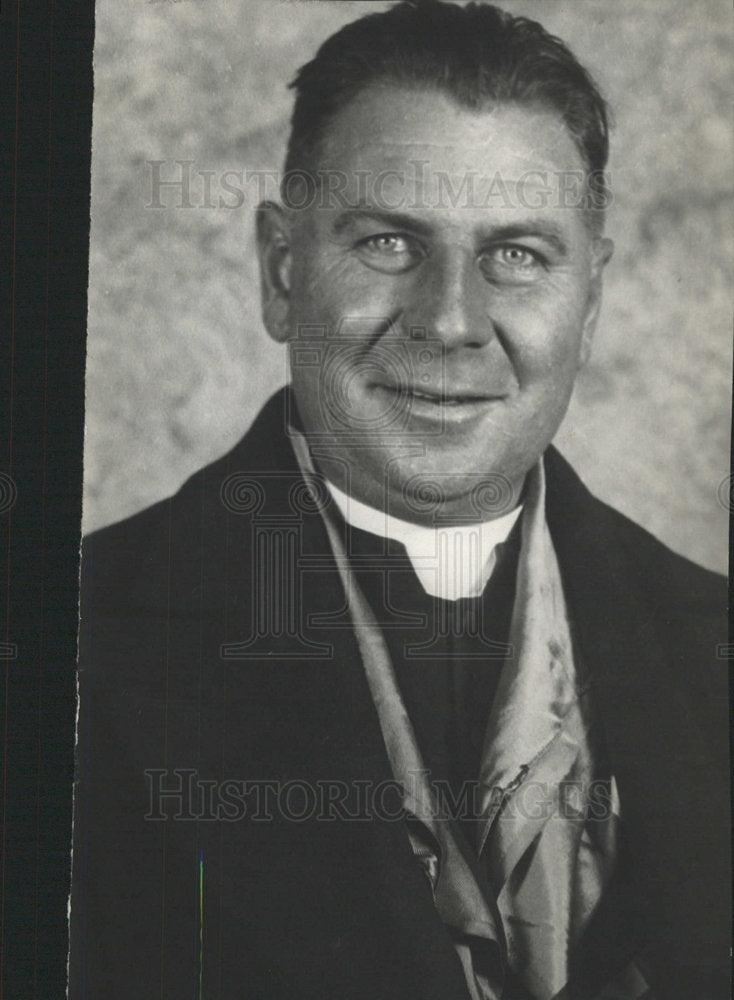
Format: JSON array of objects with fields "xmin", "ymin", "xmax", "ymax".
[{"xmin": 69, "ymin": 2, "xmax": 729, "ymax": 998}]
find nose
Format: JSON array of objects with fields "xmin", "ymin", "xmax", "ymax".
[{"xmin": 412, "ymin": 246, "xmax": 494, "ymax": 350}]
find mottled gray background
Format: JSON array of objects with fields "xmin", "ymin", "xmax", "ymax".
[{"xmin": 85, "ymin": 0, "xmax": 732, "ymax": 573}]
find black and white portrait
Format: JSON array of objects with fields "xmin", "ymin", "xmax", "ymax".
[{"xmin": 69, "ymin": 2, "xmax": 731, "ymax": 998}]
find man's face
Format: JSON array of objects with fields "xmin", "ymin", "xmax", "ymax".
[{"xmin": 259, "ymin": 85, "xmax": 612, "ymax": 523}]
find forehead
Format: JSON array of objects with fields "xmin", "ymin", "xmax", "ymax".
[
  {"xmin": 311, "ymin": 84, "xmax": 587, "ymax": 214},
  {"xmin": 298, "ymin": 85, "xmax": 593, "ymax": 238}
]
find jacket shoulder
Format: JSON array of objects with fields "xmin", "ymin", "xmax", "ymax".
[
  {"xmin": 544, "ymin": 446, "xmax": 726, "ymax": 616},
  {"xmin": 80, "ymin": 388, "xmax": 293, "ymax": 612},
  {"xmin": 595, "ymin": 493, "xmax": 725, "ymax": 613}
]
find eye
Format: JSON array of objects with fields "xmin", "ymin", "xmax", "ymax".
[
  {"xmin": 479, "ymin": 244, "xmax": 545, "ymax": 284},
  {"xmin": 355, "ymin": 232, "xmax": 425, "ymax": 273},
  {"xmin": 365, "ymin": 234, "xmax": 410, "ymax": 254},
  {"xmin": 497, "ymin": 246, "xmax": 536, "ymax": 266}
]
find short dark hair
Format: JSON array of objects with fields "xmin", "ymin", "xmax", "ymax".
[{"xmin": 284, "ymin": 0, "xmax": 610, "ymax": 221}]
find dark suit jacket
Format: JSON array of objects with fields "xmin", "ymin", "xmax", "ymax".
[{"xmin": 69, "ymin": 388, "xmax": 729, "ymax": 1000}]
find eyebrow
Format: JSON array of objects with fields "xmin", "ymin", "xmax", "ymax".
[
  {"xmin": 477, "ymin": 222, "xmax": 570, "ymax": 256},
  {"xmin": 332, "ymin": 207, "xmax": 570, "ymax": 255},
  {"xmin": 332, "ymin": 207, "xmax": 434, "ymax": 238}
]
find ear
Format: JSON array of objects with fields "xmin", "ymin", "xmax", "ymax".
[
  {"xmin": 579, "ymin": 236, "xmax": 614, "ymax": 368},
  {"xmin": 256, "ymin": 200, "xmax": 292, "ymax": 344}
]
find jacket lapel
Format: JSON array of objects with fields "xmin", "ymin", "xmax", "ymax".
[
  {"xmin": 543, "ymin": 446, "xmax": 729, "ymax": 996},
  {"xmin": 206, "ymin": 390, "xmax": 471, "ymax": 999}
]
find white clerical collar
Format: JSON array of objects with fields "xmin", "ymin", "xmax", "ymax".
[{"xmin": 325, "ymin": 480, "xmax": 522, "ymax": 602}]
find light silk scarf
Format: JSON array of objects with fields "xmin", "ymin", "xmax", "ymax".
[{"xmin": 290, "ymin": 431, "xmax": 650, "ymax": 1000}]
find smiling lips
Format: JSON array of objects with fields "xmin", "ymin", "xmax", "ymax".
[
  {"xmin": 408, "ymin": 388, "xmax": 494, "ymax": 406},
  {"xmin": 374, "ymin": 381, "xmax": 503, "ymax": 406}
]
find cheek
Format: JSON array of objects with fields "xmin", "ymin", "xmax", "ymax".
[
  {"xmin": 292, "ymin": 256, "xmax": 348, "ymax": 315},
  {"xmin": 293, "ymin": 252, "xmax": 402, "ymax": 328},
  {"xmin": 496, "ymin": 287, "xmax": 588, "ymax": 377}
]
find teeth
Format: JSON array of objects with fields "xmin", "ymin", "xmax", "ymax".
[
  {"xmin": 376, "ymin": 384, "xmax": 483, "ymax": 405},
  {"xmin": 411, "ymin": 391, "xmax": 466, "ymax": 404}
]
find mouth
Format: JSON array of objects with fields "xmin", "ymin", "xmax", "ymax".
[
  {"xmin": 371, "ymin": 381, "xmax": 504, "ymax": 421},
  {"xmin": 405, "ymin": 387, "xmax": 493, "ymax": 406}
]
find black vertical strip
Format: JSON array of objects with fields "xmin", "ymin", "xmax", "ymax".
[{"xmin": 0, "ymin": 1, "xmax": 94, "ymax": 996}]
